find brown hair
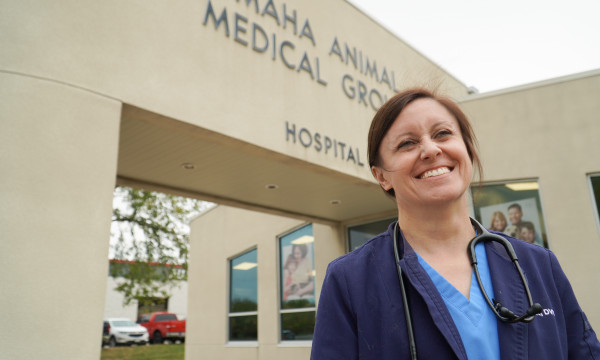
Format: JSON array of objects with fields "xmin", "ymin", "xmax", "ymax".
[
  {"xmin": 367, "ymin": 88, "xmax": 482, "ymax": 197},
  {"xmin": 489, "ymin": 211, "xmax": 507, "ymax": 231},
  {"xmin": 518, "ymin": 221, "xmax": 535, "ymax": 233},
  {"xmin": 508, "ymin": 203, "xmax": 522, "ymax": 213}
]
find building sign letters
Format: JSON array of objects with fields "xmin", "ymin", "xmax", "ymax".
[
  {"xmin": 285, "ymin": 122, "xmax": 365, "ymax": 166},
  {"xmin": 203, "ymin": 0, "xmax": 396, "ymax": 167}
]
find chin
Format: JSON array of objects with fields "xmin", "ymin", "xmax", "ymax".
[{"xmin": 423, "ymin": 189, "xmax": 468, "ymax": 204}]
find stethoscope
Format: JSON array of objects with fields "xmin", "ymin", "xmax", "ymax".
[{"xmin": 393, "ymin": 217, "xmax": 543, "ymax": 360}]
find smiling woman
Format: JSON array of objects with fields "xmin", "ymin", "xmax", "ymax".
[
  {"xmin": 370, "ymin": 98, "xmax": 474, "ymax": 212},
  {"xmin": 367, "ymin": 90, "xmax": 482, "ymax": 198},
  {"xmin": 311, "ymin": 88, "xmax": 600, "ymax": 360}
]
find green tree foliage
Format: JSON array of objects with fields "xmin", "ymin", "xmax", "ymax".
[
  {"xmin": 230, "ymin": 298, "xmax": 258, "ymax": 312},
  {"xmin": 110, "ymin": 186, "xmax": 213, "ymax": 305}
]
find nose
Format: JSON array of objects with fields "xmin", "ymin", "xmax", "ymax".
[{"xmin": 420, "ymin": 138, "xmax": 441, "ymax": 160}]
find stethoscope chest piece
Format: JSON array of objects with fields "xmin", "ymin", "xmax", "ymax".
[{"xmin": 468, "ymin": 218, "xmax": 543, "ymax": 323}]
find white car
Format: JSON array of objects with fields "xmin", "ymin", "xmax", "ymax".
[{"xmin": 103, "ymin": 318, "xmax": 149, "ymax": 347}]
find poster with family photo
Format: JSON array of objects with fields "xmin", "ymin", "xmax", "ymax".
[
  {"xmin": 479, "ymin": 197, "xmax": 546, "ymax": 247},
  {"xmin": 279, "ymin": 225, "xmax": 316, "ymax": 307}
]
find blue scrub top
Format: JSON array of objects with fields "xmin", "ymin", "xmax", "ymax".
[{"xmin": 417, "ymin": 242, "xmax": 500, "ymax": 360}]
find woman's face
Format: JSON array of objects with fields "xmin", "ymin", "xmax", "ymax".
[
  {"xmin": 293, "ymin": 246, "xmax": 303, "ymax": 260},
  {"xmin": 493, "ymin": 217, "xmax": 506, "ymax": 231},
  {"xmin": 372, "ymin": 98, "xmax": 473, "ymax": 209}
]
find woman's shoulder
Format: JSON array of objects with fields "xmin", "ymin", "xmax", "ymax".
[
  {"xmin": 489, "ymin": 230, "xmax": 557, "ymax": 270},
  {"xmin": 327, "ymin": 227, "xmax": 393, "ymax": 272}
]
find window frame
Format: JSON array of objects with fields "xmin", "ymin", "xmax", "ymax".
[
  {"xmin": 345, "ymin": 216, "xmax": 396, "ymax": 253},
  {"xmin": 277, "ymin": 223, "xmax": 316, "ymax": 344},
  {"xmin": 470, "ymin": 179, "xmax": 549, "ymax": 248},
  {"xmin": 227, "ymin": 247, "xmax": 258, "ymax": 344},
  {"xmin": 587, "ymin": 173, "xmax": 600, "ymax": 238}
]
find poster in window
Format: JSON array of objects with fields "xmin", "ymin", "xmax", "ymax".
[
  {"xmin": 280, "ymin": 225, "xmax": 315, "ymax": 308},
  {"xmin": 472, "ymin": 182, "xmax": 547, "ymax": 247}
]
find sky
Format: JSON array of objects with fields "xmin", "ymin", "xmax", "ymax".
[{"xmin": 346, "ymin": 0, "xmax": 600, "ymax": 93}]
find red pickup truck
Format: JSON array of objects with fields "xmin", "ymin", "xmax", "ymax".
[{"xmin": 136, "ymin": 312, "xmax": 186, "ymax": 344}]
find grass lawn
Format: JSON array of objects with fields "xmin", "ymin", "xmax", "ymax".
[{"xmin": 101, "ymin": 344, "xmax": 184, "ymax": 360}]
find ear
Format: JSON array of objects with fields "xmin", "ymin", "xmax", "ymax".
[{"xmin": 371, "ymin": 166, "xmax": 392, "ymax": 191}]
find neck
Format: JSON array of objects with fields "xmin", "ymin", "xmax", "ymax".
[{"xmin": 396, "ymin": 197, "xmax": 475, "ymax": 257}]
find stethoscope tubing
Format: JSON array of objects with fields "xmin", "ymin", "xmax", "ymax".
[
  {"xmin": 393, "ymin": 223, "xmax": 418, "ymax": 360},
  {"xmin": 393, "ymin": 217, "xmax": 542, "ymax": 359},
  {"xmin": 467, "ymin": 218, "xmax": 541, "ymax": 323}
]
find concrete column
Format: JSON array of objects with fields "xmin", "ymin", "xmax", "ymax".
[{"xmin": 0, "ymin": 72, "xmax": 121, "ymax": 360}]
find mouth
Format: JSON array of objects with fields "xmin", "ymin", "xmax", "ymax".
[{"xmin": 418, "ymin": 166, "xmax": 452, "ymax": 179}]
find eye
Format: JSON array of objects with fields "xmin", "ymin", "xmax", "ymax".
[
  {"xmin": 435, "ymin": 129, "xmax": 453, "ymax": 138},
  {"xmin": 397, "ymin": 139, "xmax": 417, "ymax": 150}
]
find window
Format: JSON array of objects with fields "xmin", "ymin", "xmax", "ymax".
[
  {"xmin": 471, "ymin": 181, "xmax": 547, "ymax": 247},
  {"xmin": 279, "ymin": 224, "xmax": 315, "ymax": 341},
  {"xmin": 155, "ymin": 313, "xmax": 177, "ymax": 322},
  {"xmin": 347, "ymin": 218, "xmax": 394, "ymax": 252},
  {"xmin": 589, "ymin": 174, "xmax": 600, "ymax": 232},
  {"xmin": 229, "ymin": 248, "xmax": 258, "ymax": 341}
]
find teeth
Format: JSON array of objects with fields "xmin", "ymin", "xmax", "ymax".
[{"xmin": 420, "ymin": 167, "xmax": 450, "ymax": 179}]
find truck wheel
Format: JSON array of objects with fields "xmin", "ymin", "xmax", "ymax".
[
  {"xmin": 108, "ymin": 337, "xmax": 117, "ymax": 347},
  {"xmin": 153, "ymin": 331, "xmax": 163, "ymax": 344}
]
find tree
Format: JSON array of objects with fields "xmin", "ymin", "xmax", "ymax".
[{"xmin": 110, "ymin": 186, "xmax": 213, "ymax": 306}]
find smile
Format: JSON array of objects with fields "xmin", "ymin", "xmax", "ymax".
[{"xmin": 419, "ymin": 167, "xmax": 451, "ymax": 179}]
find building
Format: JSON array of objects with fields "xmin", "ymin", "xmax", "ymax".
[
  {"xmin": 2, "ymin": 0, "xmax": 600, "ymax": 359},
  {"xmin": 104, "ymin": 260, "xmax": 188, "ymax": 321}
]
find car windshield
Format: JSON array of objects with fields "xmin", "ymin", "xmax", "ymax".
[{"xmin": 112, "ymin": 320, "xmax": 136, "ymax": 327}]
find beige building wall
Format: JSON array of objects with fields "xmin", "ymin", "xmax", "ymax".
[
  {"xmin": 187, "ymin": 206, "xmax": 344, "ymax": 360},
  {"xmin": 1, "ymin": 0, "xmax": 467, "ymax": 182},
  {"xmin": 0, "ymin": 72, "xmax": 121, "ymax": 360},
  {"xmin": 104, "ymin": 276, "xmax": 189, "ymax": 320},
  {"xmin": 461, "ymin": 71, "xmax": 600, "ymax": 324}
]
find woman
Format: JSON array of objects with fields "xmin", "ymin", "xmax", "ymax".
[
  {"xmin": 489, "ymin": 211, "xmax": 508, "ymax": 233},
  {"xmin": 288, "ymin": 244, "xmax": 314, "ymax": 298},
  {"xmin": 311, "ymin": 88, "xmax": 600, "ymax": 359},
  {"xmin": 282, "ymin": 254, "xmax": 298, "ymax": 300}
]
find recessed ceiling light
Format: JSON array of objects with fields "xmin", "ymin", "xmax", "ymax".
[
  {"xmin": 181, "ymin": 162, "xmax": 196, "ymax": 170},
  {"xmin": 330, "ymin": 200, "xmax": 341, "ymax": 205},
  {"xmin": 265, "ymin": 184, "xmax": 279, "ymax": 190}
]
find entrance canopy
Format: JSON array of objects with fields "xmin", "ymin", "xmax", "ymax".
[{"xmin": 118, "ymin": 104, "xmax": 395, "ymax": 223}]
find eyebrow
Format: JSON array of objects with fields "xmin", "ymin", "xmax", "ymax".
[{"xmin": 387, "ymin": 120, "xmax": 457, "ymax": 142}]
